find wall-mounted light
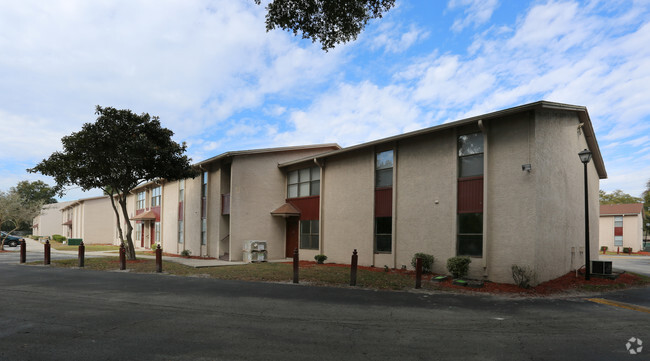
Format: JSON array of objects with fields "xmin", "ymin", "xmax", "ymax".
[{"xmin": 522, "ymin": 164, "xmax": 531, "ymax": 172}]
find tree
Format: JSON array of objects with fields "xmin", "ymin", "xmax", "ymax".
[
  {"xmin": 599, "ymin": 189, "xmax": 642, "ymax": 205},
  {"xmin": 0, "ymin": 190, "xmax": 42, "ymax": 241},
  {"xmin": 29, "ymin": 106, "xmax": 198, "ymax": 259},
  {"xmin": 255, "ymin": 0, "xmax": 395, "ymax": 50}
]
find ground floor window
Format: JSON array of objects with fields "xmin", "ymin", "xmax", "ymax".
[
  {"xmin": 201, "ymin": 219, "xmax": 207, "ymax": 245},
  {"xmin": 154, "ymin": 222, "xmax": 161, "ymax": 244},
  {"xmin": 178, "ymin": 220, "xmax": 184, "ymax": 244},
  {"xmin": 375, "ymin": 217, "xmax": 392, "ymax": 253},
  {"xmin": 614, "ymin": 235, "xmax": 623, "ymax": 247},
  {"xmin": 300, "ymin": 220, "xmax": 319, "ymax": 249},
  {"xmin": 135, "ymin": 223, "xmax": 142, "ymax": 243},
  {"xmin": 458, "ymin": 213, "xmax": 483, "ymax": 256}
]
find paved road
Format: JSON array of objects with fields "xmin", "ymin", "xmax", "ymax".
[
  {"xmin": 0, "ymin": 255, "xmax": 648, "ymax": 361},
  {"xmin": 598, "ymin": 255, "xmax": 650, "ymax": 277}
]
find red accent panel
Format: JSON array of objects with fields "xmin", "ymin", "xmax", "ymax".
[
  {"xmin": 222, "ymin": 193, "xmax": 230, "ymax": 215},
  {"xmin": 614, "ymin": 227, "xmax": 623, "ymax": 236},
  {"xmin": 178, "ymin": 202, "xmax": 183, "ymax": 221},
  {"xmin": 151, "ymin": 206, "xmax": 161, "ymax": 222},
  {"xmin": 136, "ymin": 209, "xmax": 144, "ymax": 215},
  {"xmin": 375, "ymin": 187, "xmax": 393, "ymax": 217},
  {"xmin": 458, "ymin": 177, "xmax": 483, "ymax": 213},
  {"xmin": 288, "ymin": 196, "xmax": 319, "ymax": 220}
]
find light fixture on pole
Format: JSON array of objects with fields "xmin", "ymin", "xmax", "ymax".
[{"xmin": 579, "ymin": 148, "xmax": 592, "ymax": 280}]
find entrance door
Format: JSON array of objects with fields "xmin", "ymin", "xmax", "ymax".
[{"xmin": 285, "ymin": 217, "xmax": 299, "ymax": 258}]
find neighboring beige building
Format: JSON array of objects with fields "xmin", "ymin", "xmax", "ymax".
[
  {"xmin": 599, "ymin": 203, "xmax": 644, "ymax": 252},
  {"xmin": 32, "ymin": 201, "xmax": 73, "ymax": 237},
  {"xmin": 60, "ymin": 196, "xmax": 114, "ymax": 244}
]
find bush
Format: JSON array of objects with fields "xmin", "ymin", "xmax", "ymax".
[
  {"xmin": 180, "ymin": 249, "xmax": 191, "ymax": 257},
  {"xmin": 623, "ymin": 247, "xmax": 632, "ymax": 254},
  {"xmin": 511, "ymin": 264, "xmax": 537, "ymax": 289},
  {"xmin": 151, "ymin": 243, "xmax": 161, "ymax": 251},
  {"xmin": 411, "ymin": 253, "xmax": 434, "ymax": 273},
  {"xmin": 447, "ymin": 256, "xmax": 471, "ymax": 279},
  {"xmin": 52, "ymin": 234, "xmax": 66, "ymax": 243},
  {"xmin": 600, "ymin": 246, "xmax": 608, "ymax": 252},
  {"xmin": 314, "ymin": 254, "xmax": 328, "ymax": 264}
]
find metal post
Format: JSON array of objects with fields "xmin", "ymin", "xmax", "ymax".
[
  {"xmin": 350, "ymin": 249, "xmax": 358, "ymax": 286},
  {"xmin": 292, "ymin": 248, "xmax": 299, "ymax": 284},
  {"xmin": 78, "ymin": 241, "xmax": 85, "ymax": 268},
  {"xmin": 44, "ymin": 240, "xmax": 51, "ymax": 265},
  {"xmin": 583, "ymin": 162, "xmax": 590, "ymax": 280},
  {"xmin": 415, "ymin": 257, "xmax": 422, "ymax": 289},
  {"xmin": 19, "ymin": 239, "xmax": 26, "ymax": 264},
  {"xmin": 119, "ymin": 243, "xmax": 126, "ymax": 270},
  {"xmin": 155, "ymin": 244, "xmax": 162, "ymax": 273}
]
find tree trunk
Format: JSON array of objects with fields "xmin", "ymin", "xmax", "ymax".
[
  {"xmin": 118, "ymin": 196, "xmax": 136, "ymax": 260},
  {"xmin": 107, "ymin": 191, "xmax": 125, "ymax": 244}
]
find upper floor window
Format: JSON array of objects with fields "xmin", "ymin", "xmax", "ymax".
[
  {"xmin": 287, "ymin": 166, "xmax": 320, "ymax": 198},
  {"xmin": 458, "ymin": 133, "xmax": 484, "ymax": 178},
  {"xmin": 136, "ymin": 191, "xmax": 146, "ymax": 210},
  {"xmin": 614, "ymin": 216, "xmax": 623, "ymax": 228},
  {"xmin": 151, "ymin": 187, "xmax": 161, "ymax": 207},
  {"xmin": 375, "ymin": 150, "xmax": 393, "ymax": 188},
  {"xmin": 201, "ymin": 172, "xmax": 208, "ymax": 218}
]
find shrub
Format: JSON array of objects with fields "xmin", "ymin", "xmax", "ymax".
[
  {"xmin": 180, "ymin": 249, "xmax": 191, "ymax": 257},
  {"xmin": 600, "ymin": 246, "xmax": 608, "ymax": 252},
  {"xmin": 411, "ymin": 253, "xmax": 434, "ymax": 273},
  {"xmin": 511, "ymin": 264, "xmax": 537, "ymax": 289},
  {"xmin": 151, "ymin": 243, "xmax": 161, "ymax": 251},
  {"xmin": 447, "ymin": 256, "xmax": 471, "ymax": 279},
  {"xmin": 623, "ymin": 247, "xmax": 632, "ymax": 254},
  {"xmin": 314, "ymin": 254, "xmax": 328, "ymax": 264},
  {"xmin": 52, "ymin": 234, "xmax": 66, "ymax": 243}
]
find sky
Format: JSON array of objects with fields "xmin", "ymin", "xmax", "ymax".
[{"xmin": 0, "ymin": 0, "xmax": 649, "ymax": 201}]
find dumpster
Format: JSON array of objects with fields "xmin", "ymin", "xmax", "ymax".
[{"xmin": 67, "ymin": 238, "xmax": 83, "ymax": 246}]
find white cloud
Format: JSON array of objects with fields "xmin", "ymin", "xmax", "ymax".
[
  {"xmin": 370, "ymin": 22, "xmax": 430, "ymax": 53},
  {"xmin": 448, "ymin": 0, "xmax": 499, "ymax": 32}
]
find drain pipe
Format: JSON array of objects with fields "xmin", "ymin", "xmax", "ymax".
[
  {"xmin": 478, "ymin": 119, "xmax": 488, "ymax": 278},
  {"xmin": 314, "ymin": 158, "xmax": 324, "ymax": 256}
]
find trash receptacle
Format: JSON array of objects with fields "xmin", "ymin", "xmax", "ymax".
[{"xmin": 67, "ymin": 238, "xmax": 83, "ymax": 246}]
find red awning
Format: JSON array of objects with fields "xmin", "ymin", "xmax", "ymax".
[
  {"xmin": 271, "ymin": 203, "xmax": 301, "ymax": 217},
  {"xmin": 62, "ymin": 220, "xmax": 72, "ymax": 226},
  {"xmin": 130, "ymin": 209, "xmax": 157, "ymax": 221}
]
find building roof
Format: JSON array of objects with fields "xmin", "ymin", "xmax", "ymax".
[
  {"xmin": 194, "ymin": 144, "xmax": 341, "ymax": 168},
  {"xmin": 270, "ymin": 203, "xmax": 301, "ymax": 217},
  {"xmin": 130, "ymin": 210, "xmax": 157, "ymax": 221},
  {"xmin": 61, "ymin": 195, "xmax": 110, "ymax": 210},
  {"xmin": 278, "ymin": 101, "xmax": 607, "ymax": 179},
  {"xmin": 600, "ymin": 203, "xmax": 644, "ymax": 216}
]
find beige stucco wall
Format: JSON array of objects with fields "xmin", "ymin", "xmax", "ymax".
[
  {"xmin": 532, "ymin": 110, "xmax": 599, "ymax": 284},
  {"xmin": 599, "ymin": 214, "xmax": 643, "ymax": 251},
  {"xmin": 162, "ymin": 180, "xmax": 179, "ymax": 253},
  {"xmin": 80, "ymin": 197, "xmax": 114, "ymax": 244},
  {"xmin": 183, "ymin": 172, "xmax": 204, "ymax": 257},
  {"xmin": 33, "ymin": 201, "xmax": 72, "ymax": 237}
]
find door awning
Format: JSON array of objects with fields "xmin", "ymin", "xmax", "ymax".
[
  {"xmin": 62, "ymin": 220, "xmax": 72, "ymax": 226},
  {"xmin": 271, "ymin": 203, "xmax": 301, "ymax": 217},
  {"xmin": 130, "ymin": 210, "xmax": 157, "ymax": 221}
]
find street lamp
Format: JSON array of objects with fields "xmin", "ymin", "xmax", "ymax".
[{"xmin": 579, "ymin": 149, "xmax": 592, "ymax": 280}]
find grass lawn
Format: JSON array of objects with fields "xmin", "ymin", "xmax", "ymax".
[{"xmin": 49, "ymin": 241, "xmax": 119, "ymax": 252}]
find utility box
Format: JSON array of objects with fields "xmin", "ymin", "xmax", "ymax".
[
  {"xmin": 592, "ymin": 260, "xmax": 612, "ymax": 275},
  {"xmin": 244, "ymin": 240, "xmax": 267, "ymax": 252},
  {"xmin": 67, "ymin": 238, "xmax": 83, "ymax": 246},
  {"xmin": 243, "ymin": 250, "xmax": 268, "ymax": 263}
]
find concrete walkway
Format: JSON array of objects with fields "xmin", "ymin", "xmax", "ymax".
[{"xmin": 14, "ymin": 238, "xmax": 258, "ymax": 268}]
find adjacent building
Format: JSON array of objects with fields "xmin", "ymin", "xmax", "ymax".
[
  {"xmin": 599, "ymin": 203, "xmax": 644, "ymax": 252},
  {"xmin": 60, "ymin": 196, "xmax": 114, "ymax": 244},
  {"xmin": 32, "ymin": 201, "xmax": 73, "ymax": 238}
]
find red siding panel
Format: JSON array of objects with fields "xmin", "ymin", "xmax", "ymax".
[
  {"xmin": 178, "ymin": 202, "xmax": 183, "ymax": 221},
  {"xmin": 375, "ymin": 187, "xmax": 393, "ymax": 217},
  {"xmin": 221, "ymin": 193, "xmax": 230, "ymax": 215},
  {"xmin": 614, "ymin": 227, "xmax": 623, "ymax": 236},
  {"xmin": 458, "ymin": 177, "xmax": 483, "ymax": 213},
  {"xmin": 152, "ymin": 206, "xmax": 161, "ymax": 222},
  {"xmin": 288, "ymin": 196, "xmax": 320, "ymax": 220}
]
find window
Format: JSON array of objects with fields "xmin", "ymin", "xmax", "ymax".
[
  {"xmin": 201, "ymin": 219, "xmax": 207, "ymax": 245},
  {"xmin": 614, "ymin": 216, "xmax": 623, "ymax": 227},
  {"xmin": 375, "ymin": 217, "xmax": 392, "ymax": 253},
  {"xmin": 300, "ymin": 220, "xmax": 319, "ymax": 249},
  {"xmin": 201, "ymin": 172, "xmax": 208, "ymax": 217},
  {"xmin": 135, "ymin": 223, "xmax": 142, "ymax": 242},
  {"xmin": 151, "ymin": 187, "xmax": 161, "ymax": 207},
  {"xmin": 458, "ymin": 213, "xmax": 483, "ymax": 256},
  {"xmin": 178, "ymin": 180, "xmax": 184, "ymax": 244},
  {"xmin": 614, "ymin": 235, "xmax": 623, "ymax": 246},
  {"xmin": 178, "ymin": 220, "xmax": 184, "ymax": 244},
  {"xmin": 375, "ymin": 150, "xmax": 393, "ymax": 188},
  {"xmin": 154, "ymin": 222, "xmax": 161, "ymax": 244},
  {"xmin": 288, "ymin": 167, "xmax": 320, "ymax": 198},
  {"xmin": 136, "ymin": 191, "xmax": 146, "ymax": 210},
  {"xmin": 458, "ymin": 133, "xmax": 484, "ymax": 178}
]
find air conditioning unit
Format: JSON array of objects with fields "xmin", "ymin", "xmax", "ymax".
[
  {"xmin": 244, "ymin": 240, "xmax": 267, "ymax": 252},
  {"xmin": 592, "ymin": 260, "xmax": 612, "ymax": 275}
]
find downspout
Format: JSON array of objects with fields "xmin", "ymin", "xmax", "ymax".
[
  {"xmin": 314, "ymin": 158, "xmax": 324, "ymax": 256},
  {"xmin": 478, "ymin": 119, "xmax": 488, "ymax": 278},
  {"xmin": 392, "ymin": 142, "xmax": 398, "ymax": 269}
]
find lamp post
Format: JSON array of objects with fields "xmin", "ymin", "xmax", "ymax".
[{"xmin": 579, "ymin": 149, "xmax": 592, "ymax": 280}]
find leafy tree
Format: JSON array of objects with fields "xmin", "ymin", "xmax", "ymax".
[
  {"xmin": 255, "ymin": 0, "xmax": 395, "ymax": 50},
  {"xmin": 599, "ymin": 189, "xmax": 642, "ymax": 205},
  {"xmin": 12, "ymin": 180, "xmax": 57, "ymax": 206},
  {"xmin": 0, "ymin": 190, "xmax": 42, "ymax": 240},
  {"xmin": 29, "ymin": 106, "xmax": 198, "ymax": 259}
]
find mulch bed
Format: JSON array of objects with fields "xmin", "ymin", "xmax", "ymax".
[{"xmin": 139, "ymin": 251, "xmax": 217, "ymax": 260}]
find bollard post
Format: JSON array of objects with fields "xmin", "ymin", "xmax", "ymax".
[
  {"xmin": 78, "ymin": 241, "xmax": 85, "ymax": 268},
  {"xmin": 119, "ymin": 243, "xmax": 126, "ymax": 270},
  {"xmin": 415, "ymin": 257, "xmax": 422, "ymax": 289},
  {"xmin": 350, "ymin": 249, "xmax": 358, "ymax": 286},
  {"xmin": 44, "ymin": 240, "xmax": 51, "ymax": 265},
  {"xmin": 20, "ymin": 240, "xmax": 26, "ymax": 264},
  {"xmin": 293, "ymin": 248, "xmax": 299, "ymax": 284},
  {"xmin": 155, "ymin": 244, "xmax": 162, "ymax": 273}
]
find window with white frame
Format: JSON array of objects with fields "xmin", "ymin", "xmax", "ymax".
[
  {"xmin": 178, "ymin": 179, "xmax": 184, "ymax": 244},
  {"xmin": 151, "ymin": 187, "xmax": 161, "ymax": 207},
  {"xmin": 287, "ymin": 167, "xmax": 320, "ymax": 198},
  {"xmin": 136, "ymin": 191, "xmax": 146, "ymax": 210},
  {"xmin": 300, "ymin": 220, "xmax": 319, "ymax": 249},
  {"xmin": 154, "ymin": 222, "xmax": 161, "ymax": 244}
]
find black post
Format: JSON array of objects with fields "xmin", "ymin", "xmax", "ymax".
[
  {"xmin": 19, "ymin": 240, "xmax": 26, "ymax": 264},
  {"xmin": 119, "ymin": 243, "xmax": 126, "ymax": 270},
  {"xmin": 44, "ymin": 240, "xmax": 51, "ymax": 265},
  {"xmin": 415, "ymin": 257, "xmax": 422, "ymax": 289},
  {"xmin": 350, "ymin": 249, "xmax": 358, "ymax": 286},
  {"xmin": 78, "ymin": 241, "xmax": 85, "ymax": 268},
  {"xmin": 583, "ymin": 162, "xmax": 590, "ymax": 280},
  {"xmin": 292, "ymin": 248, "xmax": 299, "ymax": 284},
  {"xmin": 155, "ymin": 244, "xmax": 162, "ymax": 273}
]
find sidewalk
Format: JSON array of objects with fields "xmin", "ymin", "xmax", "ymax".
[{"xmin": 18, "ymin": 238, "xmax": 251, "ymax": 268}]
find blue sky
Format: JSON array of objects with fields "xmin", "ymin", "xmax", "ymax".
[{"xmin": 1, "ymin": 0, "xmax": 649, "ymax": 201}]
